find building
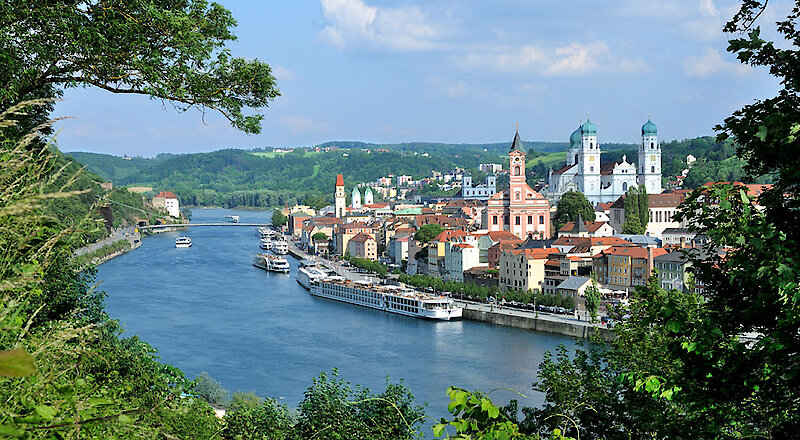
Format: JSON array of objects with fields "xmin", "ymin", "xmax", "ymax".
[
  {"xmin": 593, "ymin": 246, "xmax": 667, "ymax": 290},
  {"xmin": 427, "ymin": 229, "xmax": 475, "ymax": 278},
  {"xmin": 152, "ymin": 191, "xmax": 180, "ymax": 218},
  {"xmin": 486, "ymin": 130, "xmax": 551, "ymax": 239},
  {"xmin": 460, "ymin": 173, "xmax": 497, "ymax": 200},
  {"xmin": 351, "ymin": 187, "xmax": 362, "ymax": 209},
  {"xmin": 555, "ymin": 276, "xmax": 592, "ymax": 314},
  {"xmin": 334, "ymin": 223, "xmax": 373, "ymax": 256},
  {"xmin": 363, "ymin": 187, "xmax": 374, "ymax": 205},
  {"xmin": 479, "ymin": 163, "xmax": 503, "ymax": 174},
  {"xmin": 335, "ymin": 174, "xmax": 346, "ymax": 218},
  {"xmin": 608, "ymin": 192, "xmax": 687, "ymax": 238},
  {"xmin": 547, "ymin": 119, "xmax": 662, "ymax": 205},
  {"xmin": 557, "ymin": 215, "xmax": 615, "ymax": 238},
  {"xmin": 445, "ymin": 243, "xmax": 480, "ymax": 282},
  {"xmin": 653, "ymin": 250, "xmax": 693, "ymax": 293},
  {"xmin": 348, "ymin": 233, "xmax": 378, "ymax": 260},
  {"xmin": 499, "ymin": 247, "xmax": 560, "ymax": 293}
]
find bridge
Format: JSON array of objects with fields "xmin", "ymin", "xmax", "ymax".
[{"xmin": 139, "ymin": 222, "xmax": 271, "ymax": 230}]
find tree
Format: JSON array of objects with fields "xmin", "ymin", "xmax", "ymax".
[
  {"xmin": 1, "ymin": 0, "xmax": 280, "ymax": 134},
  {"xmin": 622, "ymin": 187, "xmax": 646, "ymax": 234},
  {"xmin": 193, "ymin": 372, "xmax": 230, "ymax": 408},
  {"xmin": 583, "ymin": 276, "xmax": 601, "ymax": 323},
  {"xmin": 271, "ymin": 209, "xmax": 288, "ymax": 228},
  {"xmin": 312, "ymin": 232, "xmax": 329, "ymax": 242},
  {"xmin": 554, "ymin": 191, "xmax": 596, "ymax": 230},
  {"xmin": 415, "ymin": 224, "xmax": 444, "ymax": 243}
]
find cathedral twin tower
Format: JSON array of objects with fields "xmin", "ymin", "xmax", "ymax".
[{"xmin": 547, "ymin": 119, "xmax": 662, "ymax": 205}]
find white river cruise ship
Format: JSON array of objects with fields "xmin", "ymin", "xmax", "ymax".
[{"xmin": 311, "ymin": 277, "xmax": 462, "ymax": 320}]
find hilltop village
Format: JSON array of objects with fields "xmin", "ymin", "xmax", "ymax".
[{"xmin": 269, "ymin": 122, "xmax": 772, "ymax": 318}]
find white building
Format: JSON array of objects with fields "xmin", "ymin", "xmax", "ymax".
[
  {"xmin": 445, "ymin": 243, "xmax": 480, "ymax": 282},
  {"xmin": 460, "ymin": 174, "xmax": 497, "ymax": 200},
  {"xmin": 547, "ymin": 119, "xmax": 662, "ymax": 205},
  {"xmin": 153, "ymin": 191, "xmax": 180, "ymax": 218},
  {"xmin": 351, "ymin": 187, "xmax": 362, "ymax": 209},
  {"xmin": 479, "ymin": 163, "xmax": 503, "ymax": 174}
]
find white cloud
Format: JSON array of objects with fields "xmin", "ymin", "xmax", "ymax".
[
  {"xmin": 318, "ymin": 0, "xmax": 441, "ymax": 51},
  {"xmin": 272, "ymin": 65, "xmax": 296, "ymax": 82},
  {"xmin": 456, "ymin": 42, "xmax": 649, "ymax": 76},
  {"xmin": 279, "ymin": 115, "xmax": 331, "ymax": 133},
  {"xmin": 682, "ymin": 47, "xmax": 750, "ymax": 77}
]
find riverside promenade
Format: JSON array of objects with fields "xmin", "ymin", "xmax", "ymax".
[{"xmin": 286, "ymin": 238, "xmax": 614, "ymax": 341}]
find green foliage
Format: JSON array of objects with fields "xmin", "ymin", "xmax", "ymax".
[
  {"xmin": 344, "ymin": 254, "xmax": 389, "ymax": 276},
  {"xmin": 72, "ymin": 239, "xmax": 133, "ymax": 267},
  {"xmin": 222, "ymin": 392, "xmax": 293, "ymax": 440},
  {"xmin": 194, "ymin": 371, "xmax": 231, "ymax": 408},
  {"xmin": 272, "ymin": 209, "xmax": 288, "ymax": 228},
  {"xmin": 415, "ymin": 224, "xmax": 445, "ymax": 243},
  {"xmin": 622, "ymin": 186, "xmax": 647, "ymax": 235},
  {"xmin": 434, "ymin": 387, "xmax": 537, "ymax": 439},
  {"xmin": 554, "ymin": 191, "xmax": 596, "ymax": 230},
  {"xmin": 312, "ymin": 232, "xmax": 329, "ymax": 241},
  {"xmin": 1, "ymin": 0, "xmax": 280, "ymax": 134},
  {"xmin": 583, "ymin": 277, "xmax": 601, "ymax": 323},
  {"xmin": 294, "ymin": 370, "xmax": 425, "ymax": 440}
]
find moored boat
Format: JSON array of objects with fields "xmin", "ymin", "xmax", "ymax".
[
  {"xmin": 271, "ymin": 240, "xmax": 288, "ymax": 255},
  {"xmin": 297, "ymin": 265, "xmax": 333, "ymax": 290},
  {"xmin": 310, "ymin": 277, "xmax": 462, "ymax": 320},
  {"xmin": 252, "ymin": 253, "xmax": 290, "ymax": 274}
]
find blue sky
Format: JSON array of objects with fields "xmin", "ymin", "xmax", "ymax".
[{"xmin": 54, "ymin": 0, "xmax": 788, "ymax": 156}]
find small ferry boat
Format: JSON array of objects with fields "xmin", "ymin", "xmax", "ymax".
[
  {"xmin": 297, "ymin": 265, "xmax": 333, "ymax": 290},
  {"xmin": 310, "ymin": 277, "xmax": 462, "ymax": 320},
  {"xmin": 225, "ymin": 215, "xmax": 240, "ymax": 223},
  {"xmin": 271, "ymin": 240, "xmax": 288, "ymax": 255},
  {"xmin": 260, "ymin": 238, "xmax": 273, "ymax": 250},
  {"xmin": 252, "ymin": 253, "xmax": 290, "ymax": 274},
  {"xmin": 175, "ymin": 236, "xmax": 192, "ymax": 248}
]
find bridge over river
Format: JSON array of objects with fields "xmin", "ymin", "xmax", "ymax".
[{"xmin": 140, "ymin": 222, "xmax": 271, "ymax": 230}]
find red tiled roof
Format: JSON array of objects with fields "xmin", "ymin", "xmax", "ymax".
[
  {"xmin": 595, "ymin": 202, "xmax": 612, "ymax": 211},
  {"xmin": 310, "ymin": 216, "xmax": 342, "ymax": 225},
  {"xmin": 509, "ymin": 247, "xmax": 560, "ymax": 259},
  {"xmin": 432, "ymin": 229, "xmax": 469, "ymax": 243},
  {"xmin": 602, "ymin": 246, "xmax": 668, "ymax": 259},
  {"xmin": 558, "ymin": 220, "xmax": 609, "ymax": 233},
  {"xmin": 551, "ymin": 163, "xmax": 576, "ymax": 175},
  {"xmin": 349, "ymin": 233, "xmax": 375, "ymax": 243},
  {"xmin": 154, "ymin": 191, "xmax": 178, "ymax": 199},
  {"xmin": 452, "ymin": 243, "xmax": 474, "ymax": 249},
  {"xmin": 485, "ymin": 231, "xmax": 520, "ymax": 241},
  {"xmin": 336, "ymin": 174, "xmax": 344, "ymax": 186},
  {"xmin": 599, "ymin": 162, "xmax": 617, "ymax": 175},
  {"xmin": 610, "ymin": 193, "xmax": 687, "ymax": 210}
]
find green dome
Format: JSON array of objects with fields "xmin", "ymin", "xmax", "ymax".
[
  {"xmin": 581, "ymin": 119, "xmax": 597, "ymax": 136},
  {"xmin": 569, "ymin": 126, "xmax": 581, "ymax": 146},
  {"xmin": 642, "ymin": 119, "xmax": 657, "ymax": 136}
]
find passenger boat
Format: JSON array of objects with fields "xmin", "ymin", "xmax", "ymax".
[
  {"xmin": 297, "ymin": 265, "xmax": 333, "ymax": 290},
  {"xmin": 225, "ymin": 215, "xmax": 240, "ymax": 223},
  {"xmin": 310, "ymin": 277, "xmax": 462, "ymax": 320},
  {"xmin": 252, "ymin": 253, "xmax": 290, "ymax": 274},
  {"xmin": 175, "ymin": 236, "xmax": 192, "ymax": 248},
  {"xmin": 260, "ymin": 238, "xmax": 273, "ymax": 250},
  {"xmin": 271, "ymin": 240, "xmax": 288, "ymax": 255}
]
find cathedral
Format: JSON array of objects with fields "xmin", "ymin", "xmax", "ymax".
[{"xmin": 546, "ymin": 119, "xmax": 662, "ymax": 205}]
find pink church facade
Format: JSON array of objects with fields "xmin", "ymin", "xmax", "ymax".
[{"xmin": 486, "ymin": 130, "xmax": 551, "ymax": 239}]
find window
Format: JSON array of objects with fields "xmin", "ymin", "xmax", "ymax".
[
  {"xmin": 590, "ymin": 166, "xmax": 594, "ymax": 172},
  {"xmin": 574, "ymin": 154, "xmax": 578, "ymax": 164},
  {"xmin": 515, "ymin": 216, "xmax": 520, "ymax": 225},
  {"xmin": 515, "ymin": 192, "xmax": 520, "ymax": 200},
  {"xmin": 623, "ymin": 182, "xmax": 628, "ymax": 191},
  {"xmin": 527, "ymin": 215, "xmax": 532, "ymax": 224},
  {"xmin": 590, "ymin": 142, "xmax": 594, "ymax": 149},
  {"xmin": 651, "ymin": 142, "xmax": 654, "ymax": 148},
  {"xmin": 504, "ymin": 215, "xmax": 509, "ymax": 225},
  {"xmin": 651, "ymin": 165, "xmax": 655, "ymax": 173},
  {"xmin": 493, "ymin": 215, "xmax": 498, "ymax": 225},
  {"xmin": 514, "ymin": 166, "xmax": 521, "ymax": 176}
]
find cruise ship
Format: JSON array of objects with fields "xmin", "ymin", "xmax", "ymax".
[
  {"xmin": 253, "ymin": 253, "xmax": 290, "ymax": 273},
  {"xmin": 271, "ymin": 240, "xmax": 288, "ymax": 255},
  {"xmin": 297, "ymin": 265, "xmax": 333, "ymax": 290},
  {"xmin": 310, "ymin": 277, "xmax": 462, "ymax": 320},
  {"xmin": 259, "ymin": 238, "xmax": 273, "ymax": 250}
]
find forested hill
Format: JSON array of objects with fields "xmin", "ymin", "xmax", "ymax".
[{"xmin": 67, "ymin": 135, "xmax": 768, "ymax": 209}]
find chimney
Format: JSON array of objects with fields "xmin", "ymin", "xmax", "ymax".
[{"xmin": 647, "ymin": 246, "xmax": 654, "ymax": 276}]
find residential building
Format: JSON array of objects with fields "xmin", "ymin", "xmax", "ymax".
[
  {"xmin": 608, "ymin": 192, "xmax": 687, "ymax": 238},
  {"xmin": 487, "ymin": 240, "xmax": 521, "ymax": 269},
  {"xmin": 334, "ymin": 223, "xmax": 373, "ymax": 256},
  {"xmin": 348, "ymin": 233, "xmax": 378, "ymax": 260},
  {"xmin": 557, "ymin": 216, "xmax": 615, "ymax": 238},
  {"xmin": 476, "ymin": 231, "xmax": 520, "ymax": 264},
  {"xmin": 555, "ymin": 276, "xmax": 592, "ymax": 313},
  {"xmin": 499, "ymin": 247, "xmax": 560, "ymax": 293},
  {"xmin": 464, "ymin": 266, "xmax": 499, "ymax": 289},
  {"xmin": 594, "ymin": 246, "xmax": 667, "ymax": 290},
  {"xmin": 445, "ymin": 243, "xmax": 480, "ymax": 282}
]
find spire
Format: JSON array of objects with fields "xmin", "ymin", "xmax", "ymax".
[
  {"xmin": 509, "ymin": 129, "xmax": 525, "ymax": 153},
  {"xmin": 335, "ymin": 174, "xmax": 344, "ymax": 187},
  {"xmin": 572, "ymin": 213, "xmax": 589, "ymax": 233}
]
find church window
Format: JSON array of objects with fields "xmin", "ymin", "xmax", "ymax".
[
  {"xmin": 574, "ymin": 154, "xmax": 578, "ymax": 164},
  {"xmin": 514, "ymin": 166, "xmax": 520, "ymax": 176},
  {"xmin": 527, "ymin": 215, "xmax": 532, "ymax": 224},
  {"xmin": 590, "ymin": 142, "xmax": 594, "ymax": 149},
  {"xmin": 590, "ymin": 166, "xmax": 594, "ymax": 172},
  {"xmin": 493, "ymin": 215, "xmax": 498, "ymax": 225},
  {"xmin": 515, "ymin": 192, "xmax": 520, "ymax": 200},
  {"xmin": 539, "ymin": 214, "xmax": 545, "ymax": 224},
  {"xmin": 515, "ymin": 216, "xmax": 520, "ymax": 225},
  {"xmin": 651, "ymin": 142, "xmax": 654, "ymax": 148},
  {"xmin": 504, "ymin": 215, "xmax": 509, "ymax": 225},
  {"xmin": 623, "ymin": 182, "xmax": 628, "ymax": 191},
  {"xmin": 651, "ymin": 165, "xmax": 655, "ymax": 173}
]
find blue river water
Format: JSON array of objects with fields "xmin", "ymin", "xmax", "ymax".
[{"xmin": 98, "ymin": 208, "xmax": 578, "ymax": 430}]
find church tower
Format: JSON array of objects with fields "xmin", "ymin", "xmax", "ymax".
[
  {"xmin": 351, "ymin": 187, "xmax": 362, "ymax": 209},
  {"xmin": 567, "ymin": 125, "xmax": 581, "ymax": 166},
  {"xmin": 334, "ymin": 174, "xmax": 346, "ymax": 218},
  {"xmin": 638, "ymin": 119, "xmax": 662, "ymax": 194},
  {"xmin": 508, "ymin": 128, "xmax": 527, "ymax": 207},
  {"xmin": 578, "ymin": 119, "xmax": 601, "ymax": 203},
  {"xmin": 364, "ymin": 187, "xmax": 374, "ymax": 205}
]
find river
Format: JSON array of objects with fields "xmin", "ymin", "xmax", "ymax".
[{"xmin": 98, "ymin": 208, "xmax": 579, "ymax": 431}]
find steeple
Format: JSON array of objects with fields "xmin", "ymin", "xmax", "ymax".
[{"xmin": 509, "ymin": 129, "xmax": 525, "ymax": 153}]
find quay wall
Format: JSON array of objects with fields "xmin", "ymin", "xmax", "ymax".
[{"xmin": 461, "ymin": 307, "xmax": 616, "ymax": 342}]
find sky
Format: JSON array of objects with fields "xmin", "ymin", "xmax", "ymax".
[{"xmin": 54, "ymin": 0, "xmax": 790, "ymax": 156}]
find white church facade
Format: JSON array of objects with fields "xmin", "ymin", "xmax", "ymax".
[{"xmin": 546, "ymin": 119, "xmax": 662, "ymax": 205}]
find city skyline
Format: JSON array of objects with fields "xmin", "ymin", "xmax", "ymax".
[{"xmin": 53, "ymin": 0, "xmax": 786, "ymax": 156}]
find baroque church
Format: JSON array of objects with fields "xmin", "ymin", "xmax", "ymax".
[{"xmin": 546, "ymin": 119, "xmax": 662, "ymax": 205}]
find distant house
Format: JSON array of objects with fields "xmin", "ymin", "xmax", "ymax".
[
  {"xmin": 153, "ymin": 191, "xmax": 180, "ymax": 218},
  {"xmin": 348, "ymin": 233, "xmax": 377, "ymax": 260},
  {"xmin": 557, "ymin": 215, "xmax": 615, "ymax": 238}
]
